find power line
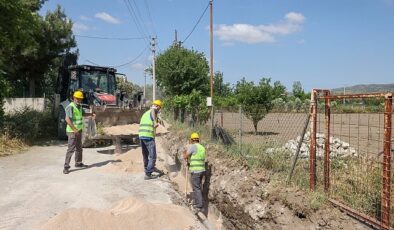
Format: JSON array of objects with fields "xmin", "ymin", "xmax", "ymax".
[
  {"xmin": 81, "ymin": 46, "xmax": 148, "ymax": 68},
  {"xmin": 113, "ymin": 45, "xmax": 149, "ymax": 68},
  {"xmin": 84, "ymin": 59, "xmax": 100, "ymax": 66},
  {"xmin": 123, "ymin": 0, "xmax": 151, "ymax": 44},
  {"xmin": 144, "ymin": 0, "xmax": 157, "ymax": 36},
  {"xmin": 182, "ymin": 1, "xmax": 210, "ymax": 44},
  {"xmin": 75, "ymin": 34, "xmax": 148, "ymax": 40}
]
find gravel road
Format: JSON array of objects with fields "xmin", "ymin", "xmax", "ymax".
[{"xmin": 0, "ymin": 140, "xmax": 202, "ymax": 230}]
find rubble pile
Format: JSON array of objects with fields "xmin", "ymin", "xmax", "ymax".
[{"xmin": 283, "ymin": 132, "xmax": 357, "ymax": 158}]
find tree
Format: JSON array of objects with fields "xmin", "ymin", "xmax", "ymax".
[
  {"xmin": 213, "ymin": 71, "xmax": 232, "ymax": 97},
  {"xmin": 0, "ymin": 1, "xmax": 76, "ymax": 97},
  {"xmin": 155, "ymin": 45, "xmax": 209, "ymax": 96},
  {"xmin": 235, "ymin": 77, "xmax": 286, "ymax": 135},
  {"xmin": 292, "ymin": 81, "xmax": 304, "ymax": 99}
]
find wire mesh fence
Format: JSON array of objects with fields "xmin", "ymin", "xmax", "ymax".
[
  {"xmin": 312, "ymin": 92, "xmax": 394, "ymax": 229},
  {"xmin": 213, "ymin": 98, "xmax": 393, "ymax": 228},
  {"xmin": 213, "ymin": 106, "xmax": 310, "ymax": 150},
  {"xmin": 165, "ymin": 96, "xmax": 393, "ymax": 228}
]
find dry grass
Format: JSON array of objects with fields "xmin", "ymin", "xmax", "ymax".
[{"xmin": 0, "ymin": 133, "xmax": 27, "ymax": 157}]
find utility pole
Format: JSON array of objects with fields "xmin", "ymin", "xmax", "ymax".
[
  {"xmin": 209, "ymin": 0, "xmax": 214, "ymax": 138},
  {"xmin": 150, "ymin": 37, "xmax": 157, "ymax": 101},
  {"xmin": 143, "ymin": 72, "xmax": 147, "ymax": 106},
  {"xmin": 343, "ymin": 86, "xmax": 346, "ymax": 104}
]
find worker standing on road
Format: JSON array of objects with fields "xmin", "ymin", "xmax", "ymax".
[
  {"xmin": 63, "ymin": 91, "xmax": 95, "ymax": 174},
  {"xmin": 183, "ymin": 132, "xmax": 206, "ymax": 213},
  {"xmin": 138, "ymin": 100, "xmax": 164, "ymax": 180}
]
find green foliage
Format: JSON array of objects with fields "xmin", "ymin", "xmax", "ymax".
[
  {"xmin": 213, "ymin": 95, "xmax": 238, "ymax": 108},
  {"xmin": 0, "ymin": 1, "xmax": 76, "ymax": 97},
  {"xmin": 214, "ymin": 71, "xmax": 233, "ymax": 97},
  {"xmin": 155, "ymin": 45, "xmax": 209, "ymax": 96},
  {"xmin": 291, "ymin": 81, "xmax": 310, "ymax": 101},
  {"xmin": 235, "ymin": 77, "xmax": 286, "ymax": 134},
  {"xmin": 165, "ymin": 90, "xmax": 209, "ymax": 124},
  {"xmin": 116, "ymin": 77, "xmax": 133, "ymax": 97},
  {"xmin": 3, "ymin": 108, "xmax": 57, "ymax": 142}
]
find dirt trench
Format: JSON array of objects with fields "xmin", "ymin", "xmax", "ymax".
[{"xmin": 161, "ymin": 130, "xmax": 372, "ymax": 230}]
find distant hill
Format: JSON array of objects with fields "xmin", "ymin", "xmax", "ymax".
[{"xmin": 331, "ymin": 83, "xmax": 394, "ymax": 95}]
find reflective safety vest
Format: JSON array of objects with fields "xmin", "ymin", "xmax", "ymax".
[
  {"xmin": 189, "ymin": 143, "xmax": 206, "ymax": 172},
  {"xmin": 139, "ymin": 110, "xmax": 154, "ymax": 138},
  {"xmin": 66, "ymin": 102, "xmax": 83, "ymax": 132}
]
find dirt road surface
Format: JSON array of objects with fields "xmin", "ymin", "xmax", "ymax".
[{"xmin": 0, "ymin": 139, "xmax": 205, "ymax": 230}]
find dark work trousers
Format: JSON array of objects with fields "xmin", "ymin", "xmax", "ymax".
[
  {"xmin": 191, "ymin": 171, "xmax": 205, "ymax": 209},
  {"xmin": 64, "ymin": 132, "xmax": 83, "ymax": 169},
  {"xmin": 140, "ymin": 139, "xmax": 157, "ymax": 175}
]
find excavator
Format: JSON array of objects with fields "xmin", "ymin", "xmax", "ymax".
[{"xmin": 54, "ymin": 54, "xmax": 144, "ymax": 147}]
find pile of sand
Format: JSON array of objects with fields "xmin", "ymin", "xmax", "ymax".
[
  {"xmin": 101, "ymin": 148, "xmax": 143, "ymax": 173},
  {"xmin": 103, "ymin": 122, "xmax": 169, "ymax": 136},
  {"xmin": 39, "ymin": 197, "xmax": 196, "ymax": 230}
]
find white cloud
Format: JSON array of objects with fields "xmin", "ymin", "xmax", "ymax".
[
  {"xmin": 213, "ymin": 12, "xmax": 305, "ymax": 44},
  {"xmin": 73, "ymin": 22, "xmax": 91, "ymax": 32},
  {"xmin": 131, "ymin": 63, "xmax": 145, "ymax": 70},
  {"xmin": 95, "ymin": 12, "xmax": 120, "ymax": 24}
]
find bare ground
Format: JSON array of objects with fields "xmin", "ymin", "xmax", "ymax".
[
  {"xmin": 162, "ymin": 130, "xmax": 373, "ymax": 230},
  {"xmin": 0, "ymin": 139, "xmax": 206, "ymax": 230}
]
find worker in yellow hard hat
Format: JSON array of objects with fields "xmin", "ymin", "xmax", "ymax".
[
  {"xmin": 138, "ymin": 99, "xmax": 164, "ymax": 180},
  {"xmin": 63, "ymin": 90, "xmax": 95, "ymax": 174},
  {"xmin": 183, "ymin": 132, "xmax": 207, "ymax": 214}
]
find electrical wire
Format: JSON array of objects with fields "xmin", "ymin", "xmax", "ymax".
[
  {"xmin": 113, "ymin": 45, "xmax": 149, "ymax": 68},
  {"xmin": 144, "ymin": 0, "xmax": 157, "ymax": 36},
  {"xmin": 182, "ymin": 1, "xmax": 210, "ymax": 44},
  {"xmin": 75, "ymin": 34, "xmax": 148, "ymax": 40},
  {"xmin": 123, "ymin": 0, "xmax": 151, "ymax": 44}
]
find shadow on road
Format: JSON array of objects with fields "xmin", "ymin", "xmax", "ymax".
[
  {"xmin": 96, "ymin": 145, "xmax": 139, "ymax": 155},
  {"xmin": 68, "ymin": 159, "xmax": 121, "ymax": 173}
]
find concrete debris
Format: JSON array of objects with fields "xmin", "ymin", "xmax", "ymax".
[{"xmin": 283, "ymin": 132, "xmax": 358, "ymax": 159}]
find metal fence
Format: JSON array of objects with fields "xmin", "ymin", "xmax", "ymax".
[
  {"xmin": 213, "ymin": 107, "xmax": 309, "ymax": 152},
  {"xmin": 211, "ymin": 92, "xmax": 393, "ymax": 229},
  {"xmin": 310, "ymin": 90, "xmax": 394, "ymax": 230}
]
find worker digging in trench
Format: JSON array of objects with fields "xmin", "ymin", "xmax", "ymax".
[
  {"xmin": 183, "ymin": 132, "xmax": 207, "ymax": 214},
  {"xmin": 138, "ymin": 100, "xmax": 165, "ymax": 180}
]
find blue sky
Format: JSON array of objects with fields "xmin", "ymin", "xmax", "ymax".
[{"xmin": 40, "ymin": 0, "xmax": 394, "ymax": 92}]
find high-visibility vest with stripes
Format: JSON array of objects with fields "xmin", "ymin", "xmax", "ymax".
[
  {"xmin": 66, "ymin": 102, "xmax": 83, "ymax": 132},
  {"xmin": 139, "ymin": 110, "xmax": 154, "ymax": 138},
  {"xmin": 189, "ymin": 143, "xmax": 206, "ymax": 172}
]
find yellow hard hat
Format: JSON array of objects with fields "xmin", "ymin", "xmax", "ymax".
[
  {"xmin": 153, "ymin": 100, "xmax": 162, "ymax": 107},
  {"xmin": 73, "ymin": 91, "xmax": 84, "ymax": 99},
  {"xmin": 190, "ymin": 132, "xmax": 199, "ymax": 140}
]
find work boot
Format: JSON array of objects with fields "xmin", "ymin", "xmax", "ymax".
[
  {"xmin": 152, "ymin": 168, "xmax": 165, "ymax": 176},
  {"xmin": 75, "ymin": 163, "xmax": 89, "ymax": 168},
  {"xmin": 63, "ymin": 168, "xmax": 69, "ymax": 174},
  {"xmin": 144, "ymin": 173, "xmax": 159, "ymax": 180}
]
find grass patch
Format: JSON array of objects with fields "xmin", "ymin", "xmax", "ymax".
[{"xmin": 0, "ymin": 133, "xmax": 27, "ymax": 157}]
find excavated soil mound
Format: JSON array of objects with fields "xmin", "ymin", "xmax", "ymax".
[
  {"xmin": 39, "ymin": 197, "xmax": 196, "ymax": 230},
  {"xmin": 103, "ymin": 122, "xmax": 170, "ymax": 136},
  {"xmin": 101, "ymin": 147, "xmax": 143, "ymax": 173}
]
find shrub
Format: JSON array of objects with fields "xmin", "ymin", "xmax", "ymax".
[{"xmin": 3, "ymin": 107, "xmax": 57, "ymax": 143}]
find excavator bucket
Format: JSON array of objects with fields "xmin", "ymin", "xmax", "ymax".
[{"xmin": 81, "ymin": 107, "xmax": 146, "ymax": 147}]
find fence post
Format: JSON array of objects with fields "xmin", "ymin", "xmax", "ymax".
[
  {"xmin": 381, "ymin": 94, "xmax": 392, "ymax": 229},
  {"xmin": 324, "ymin": 91, "xmax": 331, "ymax": 193},
  {"xmin": 239, "ymin": 105, "xmax": 242, "ymax": 155},
  {"xmin": 309, "ymin": 90, "xmax": 317, "ymax": 191},
  {"xmin": 287, "ymin": 112, "xmax": 310, "ymax": 183}
]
